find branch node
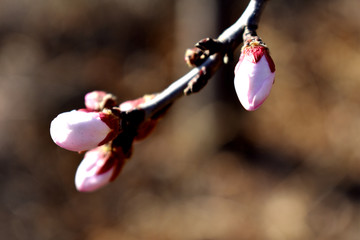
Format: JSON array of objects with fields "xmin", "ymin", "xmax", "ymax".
[
  {"xmin": 195, "ymin": 38, "xmax": 225, "ymax": 55},
  {"xmin": 184, "ymin": 66, "xmax": 209, "ymax": 95},
  {"xmin": 185, "ymin": 47, "xmax": 208, "ymax": 68}
]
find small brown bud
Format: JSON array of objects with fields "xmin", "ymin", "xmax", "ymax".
[{"xmin": 184, "ymin": 47, "xmax": 208, "ymax": 68}]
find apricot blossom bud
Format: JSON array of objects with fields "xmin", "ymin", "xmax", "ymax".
[
  {"xmin": 85, "ymin": 91, "xmax": 117, "ymax": 111},
  {"xmin": 50, "ymin": 110, "xmax": 120, "ymax": 152},
  {"xmin": 234, "ymin": 42, "xmax": 275, "ymax": 111},
  {"xmin": 75, "ymin": 146, "xmax": 116, "ymax": 192}
]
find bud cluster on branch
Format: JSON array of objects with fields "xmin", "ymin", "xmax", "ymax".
[
  {"xmin": 50, "ymin": 0, "xmax": 275, "ymax": 192},
  {"xmin": 51, "ymin": 91, "xmax": 164, "ymax": 192}
]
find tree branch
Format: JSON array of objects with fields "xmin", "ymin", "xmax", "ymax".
[{"xmin": 138, "ymin": 0, "xmax": 268, "ymax": 120}]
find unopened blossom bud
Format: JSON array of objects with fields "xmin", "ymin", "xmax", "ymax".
[
  {"xmin": 75, "ymin": 146, "xmax": 120, "ymax": 192},
  {"xmin": 85, "ymin": 91, "xmax": 117, "ymax": 111},
  {"xmin": 184, "ymin": 47, "xmax": 206, "ymax": 68},
  {"xmin": 234, "ymin": 41, "xmax": 275, "ymax": 111},
  {"xmin": 50, "ymin": 110, "xmax": 120, "ymax": 152}
]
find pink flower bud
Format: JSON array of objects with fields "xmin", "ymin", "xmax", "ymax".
[
  {"xmin": 75, "ymin": 145, "xmax": 127, "ymax": 192},
  {"xmin": 234, "ymin": 44, "xmax": 275, "ymax": 111},
  {"xmin": 50, "ymin": 110, "xmax": 120, "ymax": 152},
  {"xmin": 75, "ymin": 146, "xmax": 116, "ymax": 192},
  {"xmin": 85, "ymin": 91, "xmax": 117, "ymax": 111}
]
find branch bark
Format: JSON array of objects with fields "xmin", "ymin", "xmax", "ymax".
[{"xmin": 134, "ymin": 0, "xmax": 268, "ymax": 120}]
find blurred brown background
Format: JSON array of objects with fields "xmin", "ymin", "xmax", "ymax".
[{"xmin": 1, "ymin": 0, "xmax": 360, "ymax": 239}]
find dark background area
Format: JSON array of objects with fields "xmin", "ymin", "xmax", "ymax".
[{"xmin": 0, "ymin": 0, "xmax": 360, "ymax": 239}]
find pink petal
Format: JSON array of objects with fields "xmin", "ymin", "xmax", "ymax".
[
  {"xmin": 234, "ymin": 54, "xmax": 275, "ymax": 111},
  {"xmin": 50, "ymin": 110, "xmax": 112, "ymax": 152},
  {"xmin": 75, "ymin": 146, "xmax": 115, "ymax": 192}
]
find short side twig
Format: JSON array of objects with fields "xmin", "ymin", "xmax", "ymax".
[{"xmin": 138, "ymin": 0, "xmax": 268, "ymax": 120}]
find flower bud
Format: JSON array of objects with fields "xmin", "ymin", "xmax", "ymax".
[
  {"xmin": 75, "ymin": 146, "xmax": 117, "ymax": 192},
  {"xmin": 85, "ymin": 91, "xmax": 117, "ymax": 111},
  {"xmin": 234, "ymin": 43, "xmax": 275, "ymax": 111},
  {"xmin": 184, "ymin": 47, "xmax": 206, "ymax": 68},
  {"xmin": 50, "ymin": 110, "xmax": 120, "ymax": 152}
]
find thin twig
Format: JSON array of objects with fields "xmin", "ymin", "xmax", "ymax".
[{"xmin": 137, "ymin": 0, "xmax": 268, "ymax": 119}]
